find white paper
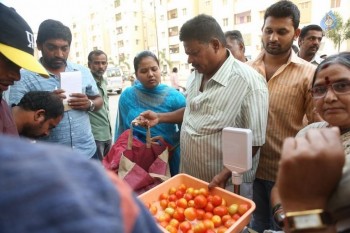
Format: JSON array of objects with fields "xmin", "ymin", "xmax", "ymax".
[{"xmin": 60, "ymin": 71, "xmax": 82, "ymax": 100}]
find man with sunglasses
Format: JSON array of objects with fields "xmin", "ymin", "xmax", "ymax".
[{"xmin": 0, "ymin": 3, "xmax": 49, "ymax": 135}]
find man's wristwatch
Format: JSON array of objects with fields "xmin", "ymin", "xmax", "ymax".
[
  {"xmin": 285, "ymin": 209, "xmax": 333, "ymax": 232},
  {"xmin": 88, "ymin": 99, "xmax": 95, "ymax": 111}
]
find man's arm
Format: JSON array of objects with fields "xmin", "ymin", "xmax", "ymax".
[{"xmin": 136, "ymin": 107, "xmax": 185, "ymax": 127}]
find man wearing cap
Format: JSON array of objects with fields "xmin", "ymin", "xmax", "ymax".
[
  {"xmin": 0, "ymin": 3, "xmax": 49, "ymax": 135},
  {"xmin": 8, "ymin": 19, "xmax": 103, "ymax": 159}
]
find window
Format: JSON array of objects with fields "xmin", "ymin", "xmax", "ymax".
[
  {"xmin": 331, "ymin": 0, "xmax": 341, "ymax": 7},
  {"xmin": 160, "ymin": 15, "xmax": 164, "ymax": 21},
  {"xmin": 115, "ymin": 13, "xmax": 122, "ymax": 21},
  {"xmin": 76, "ymin": 52, "xmax": 79, "ymax": 57},
  {"xmin": 114, "ymin": 0, "xmax": 120, "ymax": 7},
  {"xmin": 117, "ymin": 40, "xmax": 124, "ymax": 47},
  {"xmin": 205, "ymin": 0, "xmax": 210, "ymax": 6},
  {"xmin": 182, "ymin": 8, "xmax": 187, "ymax": 16},
  {"xmin": 168, "ymin": 26, "xmax": 179, "ymax": 37},
  {"xmin": 169, "ymin": 44, "xmax": 179, "ymax": 54},
  {"xmin": 259, "ymin": 10, "xmax": 265, "ymax": 20},
  {"xmin": 299, "ymin": 1, "xmax": 310, "ymax": 9},
  {"xmin": 135, "ymin": 26, "xmax": 138, "ymax": 31},
  {"xmin": 116, "ymin": 26, "xmax": 123, "ymax": 34},
  {"xmin": 136, "ymin": 39, "xmax": 139, "ymax": 45},
  {"xmin": 223, "ymin": 18, "xmax": 228, "ymax": 26},
  {"xmin": 234, "ymin": 11, "xmax": 251, "ymax": 25},
  {"xmin": 134, "ymin": 12, "xmax": 137, "ymax": 17},
  {"xmin": 167, "ymin": 9, "xmax": 178, "ymax": 19}
]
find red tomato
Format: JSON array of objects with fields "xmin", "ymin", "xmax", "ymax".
[
  {"xmin": 211, "ymin": 215, "xmax": 222, "ymax": 228},
  {"xmin": 204, "ymin": 202, "xmax": 214, "ymax": 212},
  {"xmin": 188, "ymin": 200, "xmax": 195, "ymax": 208},
  {"xmin": 165, "ymin": 225, "xmax": 177, "ymax": 233},
  {"xmin": 204, "ymin": 229, "xmax": 216, "ymax": 233},
  {"xmin": 168, "ymin": 187, "xmax": 177, "ymax": 195},
  {"xmin": 173, "ymin": 207, "xmax": 185, "ymax": 222},
  {"xmin": 211, "ymin": 195, "xmax": 222, "ymax": 207},
  {"xmin": 224, "ymin": 218, "xmax": 236, "ymax": 228},
  {"xmin": 175, "ymin": 190, "xmax": 185, "ymax": 199},
  {"xmin": 203, "ymin": 212, "xmax": 213, "ymax": 220},
  {"xmin": 169, "ymin": 218, "xmax": 180, "ymax": 229},
  {"xmin": 179, "ymin": 221, "xmax": 192, "ymax": 233},
  {"xmin": 213, "ymin": 205, "xmax": 228, "ymax": 217},
  {"xmin": 202, "ymin": 219, "xmax": 215, "ymax": 229},
  {"xmin": 186, "ymin": 187, "xmax": 194, "ymax": 195},
  {"xmin": 168, "ymin": 194, "xmax": 177, "ymax": 202},
  {"xmin": 184, "ymin": 207, "xmax": 197, "ymax": 221},
  {"xmin": 157, "ymin": 212, "xmax": 171, "ymax": 222},
  {"xmin": 232, "ymin": 213, "xmax": 241, "ymax": 221},
  {"xmin": 193, "ymin": 221, "xmax": 206, "ymax": 233},
  {"xmin": 159, "ymin": 199, "xmax": 168, "ymax": 209},
  {"xmin": 176, "ymin": 197, "xmax": 188, "ymax": 209},
  {"xmin": 217, "ymin": 226, "xmax": 228, "ymax": 233},
  {"xmin": 238, "ymin": 203, "xmax": 249, "ymax": 215},
  {"xmin": 194, "ymin": 195, "xmax": 208, "ymax": 209},
  {"xmin": 159, "ymin": 221, "xmax": 168, "ymax": 228},
  {"xmin": 149, "ymin": 204, "xmax": 157, "ymax": 216},
  {"xmin": 221, "ymin": 214, "xmax": 232, "ymax": 224},
  {"xmin": 159, "ymin": 192, "xmax": 169, "ymax": 201},
  {"xmin": 198, "ymin": 187, "xmax": 209, "ymax": 197},
  {"xmin": 168, "ymin": 201, "xmax": 177, "ymax": 209},
  {"xmin": 206, "ymin": 194, "xmax": 213, "ymax": 203},
  {"xmin": 193, "ymin": 189, "xmax": 200, "ymax": 197},
  {"xmin": 178, "ymin": 183, "xmax": 187, "ymax": 192},
  {"xmin": 196, "ymin": 209, "xmax": 205, "ymax": 220},
  {"xmin": 184, "ymin": 193, "xmax": 194, "ymax": 201}
]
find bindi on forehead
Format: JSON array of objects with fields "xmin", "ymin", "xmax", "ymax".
[{"xmin": 325, "ymin": 77, "xmax": 330, "ymax": 84}]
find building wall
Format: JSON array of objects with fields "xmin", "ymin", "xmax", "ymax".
[{"xmin": 69, "ymin": 0, "xmax": 350, "ymax": 76}]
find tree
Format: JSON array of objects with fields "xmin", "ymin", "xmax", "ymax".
[{"xmin": 324, "ymin": 11, "xmax": 350, "ymax": 52}]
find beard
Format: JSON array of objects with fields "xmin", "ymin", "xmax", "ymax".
[
  {"xmin": 42, "ymin": 57, "xmax": 67, "ymax": 70},
  {"xmin": 262, "ymin": 39, "xmax": 294, "ymax": 55}
]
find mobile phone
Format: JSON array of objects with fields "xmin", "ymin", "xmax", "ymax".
[{"xmin": 222, "ymin": 127, "xmax": 252, "ymax": 173}]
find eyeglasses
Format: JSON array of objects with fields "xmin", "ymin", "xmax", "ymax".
[{"xmin": 309, "ymin": 81, "xmax": 350, "ymax": 98}]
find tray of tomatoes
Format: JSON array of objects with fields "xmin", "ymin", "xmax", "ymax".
[{"xmin": 138, "ymin": 173, "xmax": 255, "ymax": 233}]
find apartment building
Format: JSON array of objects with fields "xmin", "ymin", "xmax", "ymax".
[{"xmin": 69, "ymin": 0, "xmax": 350, "ymax": 76}]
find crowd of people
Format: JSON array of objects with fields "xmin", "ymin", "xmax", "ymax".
[{"xmin": 1, "ymin": 0, "xmax": 349, "ymax": 233}]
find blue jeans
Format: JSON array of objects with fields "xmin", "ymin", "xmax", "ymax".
[{"xmin": 250, "ymin": 178, "xmax": 281, "ymax": 233}]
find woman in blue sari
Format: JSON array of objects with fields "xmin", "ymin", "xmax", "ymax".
[{"xmin": 115, "ymin": 51, "xmax": 186, "ymax": 176}]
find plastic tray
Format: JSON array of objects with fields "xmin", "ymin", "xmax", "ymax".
[{"xmin": 138, "ymin": 173, "xmax": 255, "ymax": 233}]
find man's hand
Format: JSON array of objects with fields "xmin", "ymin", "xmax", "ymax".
[
  {"xmin": 276, "ymin": 127, "xmax": 345, "ymax": 212},
  {"xmin": 52, "ymin": 89, "xmax": 67, "ymax": 100},
  {"xmin": 133, "ymin": 110, "xmax": 159, "ymax": 127},
  {"xmin": 208, "ymin": 167, "xmax": 232, "ymax": 189},
  {"xmin": 67, "ymin": 93, "xmax": 90, "ymax": 111}
]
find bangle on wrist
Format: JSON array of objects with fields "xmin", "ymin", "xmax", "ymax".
[{"xmin": 272, "ymin": 203, "xmax": 285, "ymax": 228}]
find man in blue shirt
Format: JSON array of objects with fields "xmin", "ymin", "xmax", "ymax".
[{"xmin": 9, "ymin": 19, "xmax": 103, "ymax": 159}]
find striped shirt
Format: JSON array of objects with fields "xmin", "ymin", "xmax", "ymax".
[
  {"xmin": 247, "ymin": 50, "xmax": 318, "ymax": 182},
  {"xmin": 180, "ymin": 53, "xmax": 269, "ymax": 183}
]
